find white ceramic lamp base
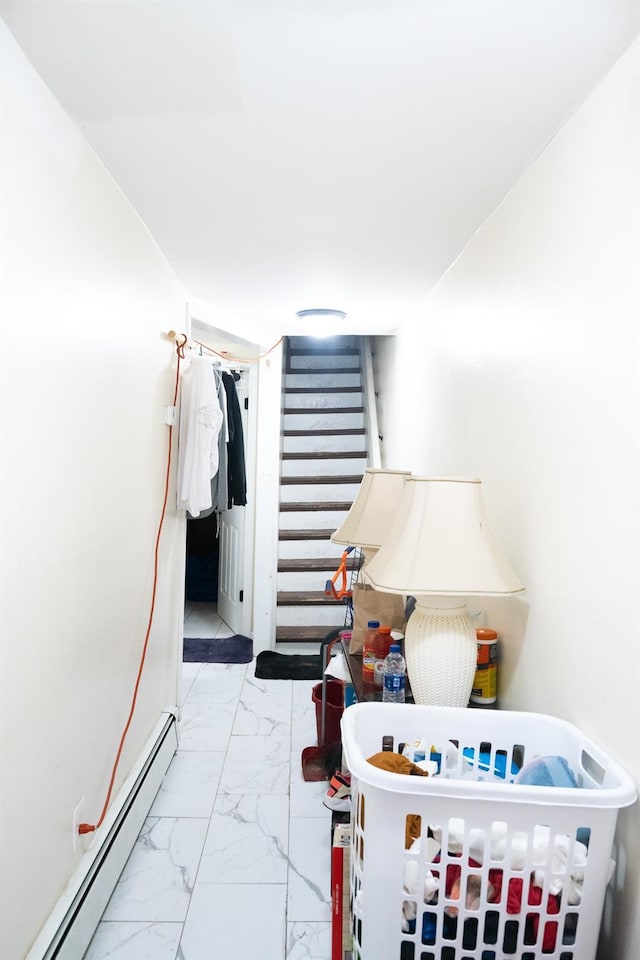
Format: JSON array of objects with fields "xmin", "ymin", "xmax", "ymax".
[{"xmin": 404, "ymin": 598, "xmax": 477, "ymax": 706}]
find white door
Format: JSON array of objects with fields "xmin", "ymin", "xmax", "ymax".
[
  {"xmin": 217, "ymin": 510, "xmax": 243, "ymax": 633},
  {"xmin": 217, "ymin": 369, "xmax": 250, "ymax": 634}
]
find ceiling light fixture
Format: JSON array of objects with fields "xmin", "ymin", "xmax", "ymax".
[{"xmin": 296, "ymin": 308, "xmax": 347, "ymax": 338}]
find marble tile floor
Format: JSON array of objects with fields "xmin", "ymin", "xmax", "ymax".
[{"xmin": 84, "ymin": 603, "xmax": 331, "ymax": 960}]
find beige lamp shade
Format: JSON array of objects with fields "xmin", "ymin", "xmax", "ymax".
[
  {"xmin": 365, "ymin": 476, "xmax": 525, "ymax": 596},
  {"xmin": 331, "ymin": 468, "xmax": 412, "ymax": 548},
  {"xmin": 365, "ymin": 476, "xmax": 525, "ymax": 707}
]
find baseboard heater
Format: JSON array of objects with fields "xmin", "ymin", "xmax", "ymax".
[{"xmin": 27, "ymin": 711, "xmax": 178, "ymax": 960}]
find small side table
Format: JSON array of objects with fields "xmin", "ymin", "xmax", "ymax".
[{"xmin": 340, "ymin": 638, "xmax": 414, "ymax": 703}]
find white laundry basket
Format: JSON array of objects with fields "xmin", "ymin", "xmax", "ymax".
[{"xmin": 341, "ymin": 702, "xmax": 636, "ymax": 960}]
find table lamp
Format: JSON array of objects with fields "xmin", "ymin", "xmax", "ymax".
[
  {"xmin": 365, "ymin": 476, "xmax": 525, "ymax": 706},
  {"xmin": 331, "ymin": 468, "xmax": 412, "ymax": 576}
]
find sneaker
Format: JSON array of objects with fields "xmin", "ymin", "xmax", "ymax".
[{"xmin": 323, "ymin": 770, "xmax": 352, "ymax": 812}]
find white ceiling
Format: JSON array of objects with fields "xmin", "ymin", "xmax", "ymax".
[{"xmin": 2, "ymin": 1, "xmax": 639, "ymax": 344}]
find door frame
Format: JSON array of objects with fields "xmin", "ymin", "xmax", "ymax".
[
  {"xmin": 250, "ymin": 341, "xmax": 283, "ymax": 654},
  {"xmin": 184, "ymin": 313, "xmax": 275, "ymax": 645},
  {"xmin": 238, "ymin": 360, "xmax": 258, "ymax": 638}
]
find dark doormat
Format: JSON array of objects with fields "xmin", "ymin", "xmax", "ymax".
[
  {"xmin": 183, "ymin": 635, "xmax": 253, "ymax": 664},
  {"xmin": 255, "ymin": 651, "xmax": 322, "ymax": 680}
]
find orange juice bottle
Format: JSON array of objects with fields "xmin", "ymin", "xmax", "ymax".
[
  {"xmin": 362, "ymin": 620, "xmax": 380, "ymax": 684},
  {"xmin": 373, "ymin": 626, "xmax": 393, "ymax": 688}
]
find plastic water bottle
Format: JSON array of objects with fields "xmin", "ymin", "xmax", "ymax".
[{"xmin": 382, "ymin": 644, "xmax": 406, "ymax": 703}]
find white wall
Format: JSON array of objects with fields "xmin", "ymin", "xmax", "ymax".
[
  {"xmin": 375, "ymin": 38, "xmax": 640, "ymax": 959},
  {"xmin": 0, "ymin": 24, "xmax": 186, "ymax": 959}
]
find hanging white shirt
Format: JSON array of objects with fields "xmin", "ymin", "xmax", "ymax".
[{"xmin": 176, "ymin": 357, "xmax": 224, "ymax": 516}]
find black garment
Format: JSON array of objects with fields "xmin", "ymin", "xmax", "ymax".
[
  {"xmin": 221, "ymin": 372, "xmax": 247, "ymax": 507},
  {"xmin": 185, "ymin": 513, "xmax": 219, "ymax": 601}
]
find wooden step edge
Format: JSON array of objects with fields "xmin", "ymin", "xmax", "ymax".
[
  {"xmin": 281, "ymin": 451, "xmax": 367, "ymax": 461},
  {"xmin": 284, "ymin": 406, "xmax": 364, "ymax": 415},
  {"xmin": 282, "ymin": 428, "xmax": 366, "ymax": 437},
  {"xmin": 276, "ymin": 625, "xmax": 343, "ymax": 642},
  {"xmin": 280, "ymin": 475, "xmax": 363, "ymax": 486},
  {"xmin": 283, "ymin": 386, "xmax": 362, "ymax": 394},
  {"xmin": 288, "ymin": 347, "xmax": 359, "ymax": 356},
  {"xmin": 285, "ymin": 367, "xmax": 361, "ymax": 376},
  {"xmin": 278, "ymin": 558, "xmax": 358, "ymax": 572},
  {"xmin": 277, "ymin": 591, "xmax": 346, "ymax": 605},
  {"xmin": 279, "ymin": 501, "xmax": 353, "ymax": 512},
  {"xmin": 279, "ymin": 528, "xmax": 334, "ymax": 540}
]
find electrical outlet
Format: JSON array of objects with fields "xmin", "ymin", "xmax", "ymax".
[{"xmin": 72, "ymin": 797, "xmax": 85, "ymax": 854}]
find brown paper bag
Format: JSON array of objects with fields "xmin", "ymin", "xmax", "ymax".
[{"xmin": 350, "ymin": 582, "xmax": 406, "ymax": 653}]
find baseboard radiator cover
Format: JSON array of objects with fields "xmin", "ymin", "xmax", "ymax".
[{"xmin": 26, "ymin": 711, "xmax": 179, "ymax": 960}]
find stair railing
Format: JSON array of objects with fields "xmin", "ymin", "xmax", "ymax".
[{"xmin": 360, "ymin": 336, "xmax": 382, "ymax": 468}]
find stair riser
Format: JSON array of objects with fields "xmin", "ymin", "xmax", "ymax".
[
  {"xmin": 283, "ymin": 392, "xmax": 363, "ymax": 410},
  {"xmin": 276, "ymin": 606, "xmax": 348, "ymax": 627},
  {"xmin": 283, "ymin": 412, "xmax": 364, "ymax": 430},
  {"xmin": 278, "ymin": 539, "xmax": 345, "ymax": 560},
  {"xmin": 281, "ymin": 459, "xmax": 367, "ymax": 478},
  {"xmin": 280, "ymin": 482, "xmax": 361, "ymax": 502},
  {"xmin": 285, "ymin": 372, "xmax": 361, "ymax": 389},
  {"xmin": 278, "ymin": 509, "xmax": 348, "ymax": 529},
  {"xmin": 278, "ymin": 570, "xmax": 354, "ymax": 591},
  {"xmin": 291, "ymin": 334, "xmax": 360, "ymax": 347},
  {"xmin": 288, "ymin": 355, "xmax": 360, "ymax": 371},
  {"xmin": 276, "ymin": 627, "xmax": 332, "ymax": 643},
  {"xmin": 282, "ymin": 434, "xmax": 365, "ymax": 454}
]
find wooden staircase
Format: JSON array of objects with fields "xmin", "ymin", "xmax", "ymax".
[{"xmin": 276, "ymin": 335, "xmax": 367, "ymax": 643}]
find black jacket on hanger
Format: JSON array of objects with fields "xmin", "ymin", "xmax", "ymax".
[{"xmin": 222, "ymin": 372, "xmax": 247, "ymax": 507}]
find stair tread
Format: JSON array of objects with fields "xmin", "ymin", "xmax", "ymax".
[
  {"xmin": 286, "ymin": 367, "xmax": 361, "ymax": 376},
  {"xmin": 283, "ymin": 428, "xmax": 365, "ymax": 437},
  {"xmin": 279, "ymin": 528, "xmax": 335, "ymax": 540},
  {"xmin": 285, "ymin": 406, "xmax": 364, "ymax": 415},
  {"xmin": 279, "ymin": 528, "xmax": 334, "ymax": 540},
  {"xmin": 279, "ymin": 501, "xmax": 352, "ymax": 512},
  {"xmin": 289, "ymin": 346, "xmax": 359, "ymax": 356},
  {"xmin": 281, "ymin": 475, "xmax": 363, "ymax": 487},
  {"xmin": 276, "ymin": 625, "xmax": 343, "ymax": 642},
  {"xmin": 278, "ymin": 557, "xmax": 358, "ymax": 572},
  {"xmin": 284, "ymin": 386, "xmax": 361, "ymax": 394},
  {"xmin": 281, "ymin": 451, "xmax": 367, "ymax": 460},
  {"xmin": 278, "ymin": 590, "xmax": 345, "ymax": 605}
]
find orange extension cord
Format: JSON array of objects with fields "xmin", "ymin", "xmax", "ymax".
[
  {"xmin": 78, "ymin": 332, "xmax": 284, "ymax": 836},
  {"xmin": 79, "ymin": 334, "xmax": 188, "ymax": 836}
]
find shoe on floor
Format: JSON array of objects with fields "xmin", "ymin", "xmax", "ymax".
[{"xmin": 323, "ymin": 770, "xmax": 351, "ymax": 811}]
